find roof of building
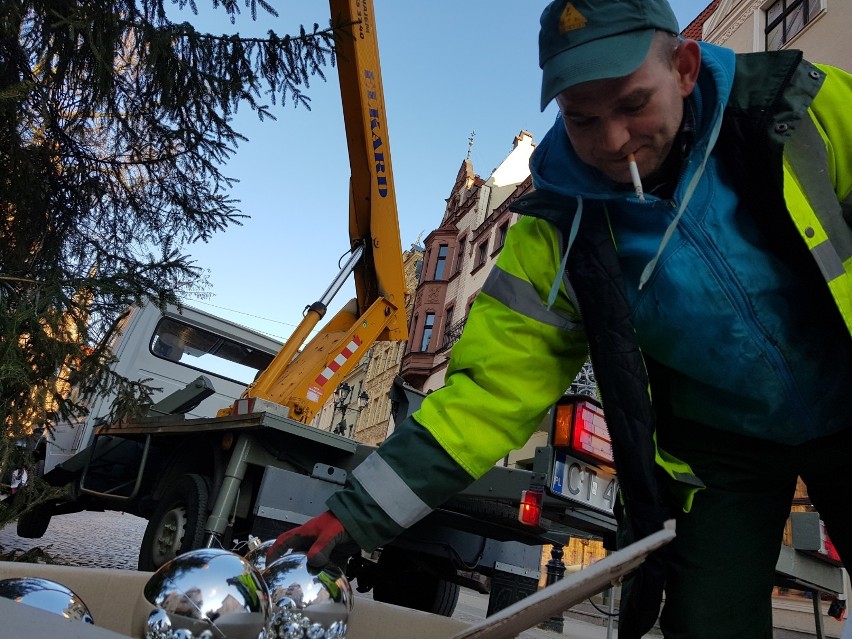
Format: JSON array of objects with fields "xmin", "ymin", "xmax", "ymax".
[{"xmin": 681, "ymin": 0, "xmax": 720, "ymax": 41}]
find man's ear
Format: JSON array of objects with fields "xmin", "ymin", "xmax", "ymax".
[{"xmin": 675, "ymin": 39, "xmax": 702, "ymax": 97}]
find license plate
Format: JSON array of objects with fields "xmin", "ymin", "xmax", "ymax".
[{"xmin": 549, "ymin": 450, "xmax": 618, "ymax": 516}]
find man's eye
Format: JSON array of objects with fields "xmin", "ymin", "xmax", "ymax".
[
  {"xmin": 564, "ymin": 115, "xmax": 594, "ymax": 128},
  {"xmin": 622, "ymin": 101, "xmax": 647, "ymax": 115}
]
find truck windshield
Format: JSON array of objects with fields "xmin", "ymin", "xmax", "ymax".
[{"xmin": 150, "ymin": 317, "xmax": 275, "ymax": 385}]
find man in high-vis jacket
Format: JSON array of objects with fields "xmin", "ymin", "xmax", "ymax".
[{"xmin": 270, "ymin": 1, "xmax": 852, "ymax": 636}]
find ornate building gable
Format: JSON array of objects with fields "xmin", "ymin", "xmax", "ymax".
[
  {"xmin": 702, "ymin": 0, "xmax": 760, "ymax": 45},
  {"xmin": 441, "ymin": 159, "xmax": 483, "ymax": 226}
]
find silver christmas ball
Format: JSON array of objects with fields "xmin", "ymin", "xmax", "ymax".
[
  {"xmin": 145, "ymin": 607, "xmax": 172, "ymax": 638},
  {"xmin": 245, "ymin": 539, "xmax": 277, "ymax": 573},
  {"xmin": 0, "ymin": 577, "xmax": 94, "ymax": 624},
  {"xmin": 262, "ymin": 552, "xmax": 352, "ymax": 639},
  {"xmin": 143, "ymin": 547, "xmax": 270, "ymax": 639},
  {"xmin": 326, "ymin": 621, "xmax": 347, "ymax": 639}
]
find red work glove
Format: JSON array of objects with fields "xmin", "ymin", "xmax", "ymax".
[{"xmin": 267, "ymin": 511, "xmax": 357, "ymax": 568}]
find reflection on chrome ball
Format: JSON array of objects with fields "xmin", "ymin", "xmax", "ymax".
[
  {"xmin": 262, "ymin": 552, "xmax": 352, "ymax": 639},
  {"xmin": 0, "ymin": 577, "xmax": 94, "ymax": 624},
  {"xmin": 146, "ymin": 607, "xmax": 172, "ymax": 638},
  {"xmin": 244, "ymin": 539, "xmax": 276, "ymax": 573},
  {"xmin": 143, "ymin": 547, "xmax": 270, "ymax": 639}
]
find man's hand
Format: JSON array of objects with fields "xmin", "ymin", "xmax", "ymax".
[{"xmin": 267, "ymin": 511, "xmax": 358, "ymax": 568}]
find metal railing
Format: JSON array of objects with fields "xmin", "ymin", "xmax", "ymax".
[{"xmin": 440, "ymin": 318, "xmax": 467, "ymax": 351}]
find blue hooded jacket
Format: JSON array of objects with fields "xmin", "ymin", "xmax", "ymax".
[{"xmin": 528, "ymin": 42, "xmax": 851, "ymax": 444}]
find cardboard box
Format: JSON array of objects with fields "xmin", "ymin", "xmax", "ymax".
[
  {"xmin": 0, "ymin": 597, "xmax": 132, "ymax": 639},
  {"xmin": 0, "ymin": 523, "xmax": 674, "ymax": 639},
  {"xmin": 0, "ymin": 561, "xmax": 468, "ymax": 639},
  {"xmin": 0, "ymin": 562, "xmax": 150, "ymax": 637}
]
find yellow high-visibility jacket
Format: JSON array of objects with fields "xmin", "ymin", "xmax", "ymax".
[{"xmin": 328, "ymin": 49, "xmax": 852, "ymax": 556}]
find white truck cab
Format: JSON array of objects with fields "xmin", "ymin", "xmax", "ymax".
[{"xmin": 43, "ymin": 300, "xmax": 282, "ymax": 474}]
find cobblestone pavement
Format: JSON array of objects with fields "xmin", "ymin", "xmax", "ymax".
[{"xmin": 0, "ymin": 509, "xmax": 147, "ymax": 570}]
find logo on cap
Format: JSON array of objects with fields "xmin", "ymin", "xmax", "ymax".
[{"xmin": 559, "ymin": 2, "xmax": 587, "ymax": 34}]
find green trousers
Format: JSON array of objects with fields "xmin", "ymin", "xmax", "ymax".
[{"xmin": 657, "ymin": 421, "xmax": 851, "ymax": 639}]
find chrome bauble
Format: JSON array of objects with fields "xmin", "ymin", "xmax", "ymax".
[
  {"xmin": 143, "ymin": 547, "xmax": 270, "ymax": 639},
  {"xmin": 325, "ymin": 621, "xmax": 346, "ymax": 639},
  {"xmin": 262, "ymin": 552, "xmax": 351, "ymax": 639},
  {"xmin": 146, "ymin": 607, "xmax": 172, "ymax": 638},
  {"xmin": 0, "ymin": 577, "xmax": 94, "ymax": 624},
  {"xmin": 244, "ymin": 539, "xmax": 276, "ymax": 573}
]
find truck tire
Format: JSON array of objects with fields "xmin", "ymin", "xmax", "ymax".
[
  {"xmin": 138, "ymin": 474, "xmax": 210, "ymax": 571},
  {"xmin": 372, "ymin": 547, "xmax": 460, "ymax": 617},
  {"xmin": 16, "ymin": 505, "xmax": 52, "ymax": 539}
]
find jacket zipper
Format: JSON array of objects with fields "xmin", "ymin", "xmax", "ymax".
[{"xmin": 676, "ymin": 206, "xmax": 808, "ymax": 422}]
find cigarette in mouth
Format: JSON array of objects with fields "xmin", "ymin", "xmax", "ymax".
[{"xmin": 628, "ymin": 153, "xmax": 645, "ymax": 202}]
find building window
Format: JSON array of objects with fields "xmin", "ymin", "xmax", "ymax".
[
  {"xmin": 454, "ymin": 237, "xmax": 466, "ymax": 275},
  {"xmin": 475, "ymin": 242, "xmax": 488, "ymax": 268},
  {"xmin": 408, "ymin": 314, "xmax": 418, "ymax": 351},
  {"xmin": 445, "ymin": 306, "xmax": 454, "ymax": 332},
  {"xmin": 765, "ymin": 0, "xmax": 821, "ymax": 50},
  {"xmin": 441, "ymin": 309, "xmax": 466, "ymax": 351},
  {"xmin": 420, "ymin": 313, "xmax": 435, "ymax": 351},
  {"xmin": 496, "ymin": 222, "xmax": 509, "ymax": 251},
  {"xmin": 434, "ymin": 244, "xmax": 448, "ymax": 280}
]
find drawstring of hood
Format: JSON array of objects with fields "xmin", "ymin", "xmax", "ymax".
[
  {"xmin": 637, "ymin": 100, "xmax": 725, "ymax": 290},
  {"xmin": 547, "ymin": 195, "xmax": 583, "ymax": 309}
]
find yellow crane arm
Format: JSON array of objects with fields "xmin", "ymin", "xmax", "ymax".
[
  {"xmin": 221, "ymin": 0, "xmax": 408, "ymax": 423},
  {"xmin": 333, "ymin": 0, "xmax": 408, "ymax": 331}
]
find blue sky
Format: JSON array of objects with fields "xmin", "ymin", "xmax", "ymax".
[{"xmin": 180, "ymin": 1, "xmax": 714, "ymax": 341}]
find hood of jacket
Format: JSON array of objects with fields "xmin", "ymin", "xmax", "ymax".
[{"xmin": 529, "ymin": 42, "xmax": 737, "ymax": 205}]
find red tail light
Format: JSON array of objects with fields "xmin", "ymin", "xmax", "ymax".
[
  {"xmin": 821, "ymin": 522, "xmax": 842, "ymax": 564},
  {"xmin": 572, "ymin": 401, "xmax": 613, "ymax": 464},
  {"xmin": 552, "ymin": 396, "xmax": 614, "ymax": 467},
  {"xmin": 518, "ymin": 488, "xmax": 543, "ymax": 526}
]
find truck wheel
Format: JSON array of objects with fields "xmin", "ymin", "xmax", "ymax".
[
  {"xmin": 138, "ymin": 474, "xmax": 210, "ymax": 571},
  {"xmin": 372, "ymin": 547, "xmax": 460, "ymax": 617},
  {"xmin": 16, "ymin": 505, "xmax": 52, "ymax": 539}
]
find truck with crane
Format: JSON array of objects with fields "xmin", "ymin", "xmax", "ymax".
[{"xmin": 19, "ymin": 0, "xmax": 619, "ymax": 617}]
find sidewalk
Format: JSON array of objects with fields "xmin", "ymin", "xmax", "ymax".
[
  {"xmin": 454, "ymin": 585, "xmax": 847, "ymax": 639},
  {"xmin": 453, "ymin": 587, "xmax": 632, "ymax": 639}
]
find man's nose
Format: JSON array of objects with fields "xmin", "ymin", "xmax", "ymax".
[{"xmin": 598, "ymin": 118, "xmax": 631, "ymax": 153}]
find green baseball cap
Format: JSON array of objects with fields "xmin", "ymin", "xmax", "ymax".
[{"xmin": 539, "ymin": 0, "xmax": 680, "ymax": 110}]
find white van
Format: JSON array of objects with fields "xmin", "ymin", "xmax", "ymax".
[{"xmin": 43, "ymin": 300, "xmax": 282, "ymax": 474}]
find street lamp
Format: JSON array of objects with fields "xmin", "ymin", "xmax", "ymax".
[
  {"xmin": 356, "ymin": 390, "xmax": 369, "ymax": 409},
  {"xmin": 332, "ymin": 383, "xmax": 369, "ymax": 437},
  {"xmin": 333, "ymin": 382, "xmax": 352, "ymax": 408}
]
